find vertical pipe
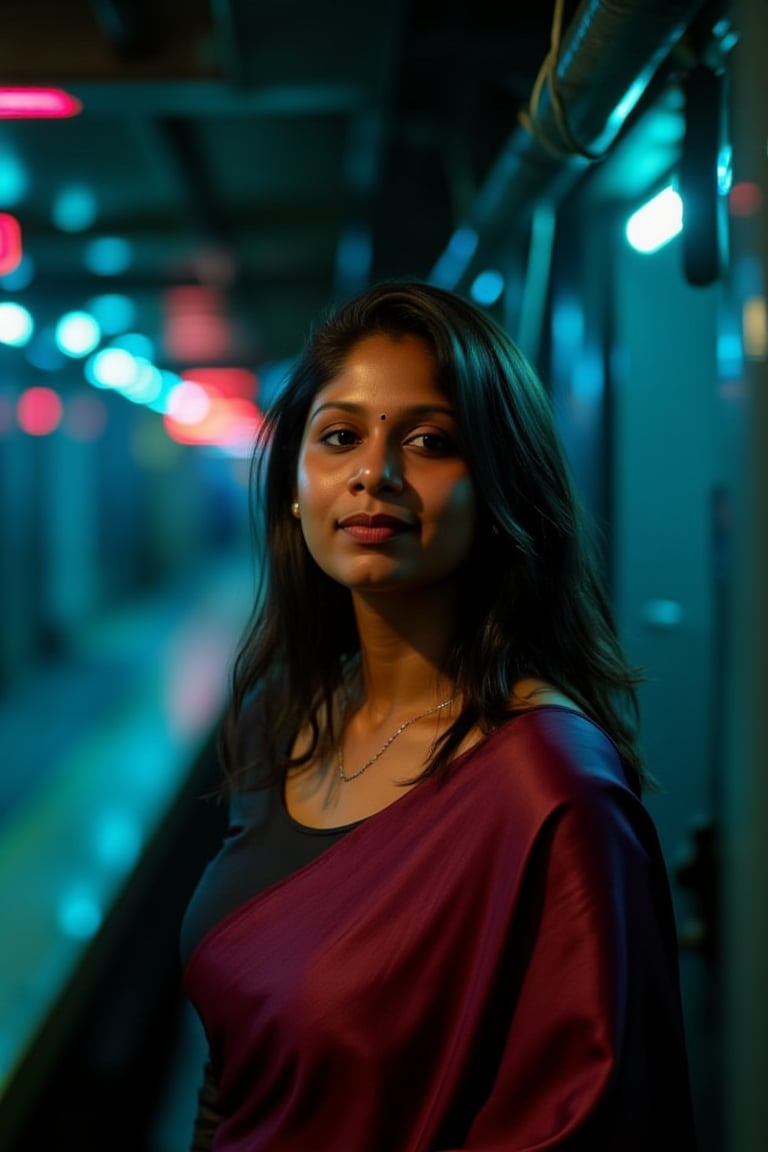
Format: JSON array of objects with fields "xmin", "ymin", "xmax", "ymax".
[
  {"xmin": 722, "ymin": 2, "xmax": 768, "ymax": 1149},
  {"xmin": 516, "ymin": 203, "xmax": 556, "ymax": 364}
]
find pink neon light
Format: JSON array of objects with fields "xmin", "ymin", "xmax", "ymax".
[
  {"xmin": 0, "ymin": 213, "xmax": 22, "ymax": 276},
  {"xmin": 181, "ymin": 366, "xmax": 258, "ymax": 399},
  {"xmin": 0, "ymin": 88, "xmax": 82, "ymax": 119},
  {"xmin": 163, "ymin": 396, "xmax": 263, "ymax": 449}
]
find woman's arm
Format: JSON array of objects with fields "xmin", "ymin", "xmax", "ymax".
[{"xmin": 454, "ymin": 786, "xmax": 697, "ymax": 1150}]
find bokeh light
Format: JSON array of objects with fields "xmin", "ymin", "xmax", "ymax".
[
  {"xmin": 17, "ymin": 385, "xmax": 63, "ymax": 435},
  {"xmin": 55, "ymin": 310, "xmax": 102, "ymax": 357},
  {"xmin": 83, "ymin": 236, "xmax": 133, "ymax": 276},
  {"xmin": 0, "ymin": 300, "xmax": 33, "ymax": 346}
]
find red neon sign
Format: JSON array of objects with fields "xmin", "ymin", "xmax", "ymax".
[{"xmin": 0, "ymin": 88, "xmax": 82, "ymax": 119}]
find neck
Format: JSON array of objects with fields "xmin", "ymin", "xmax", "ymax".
[
  {"xmin": 348, "ymin": 585, "xmax": 458, "ymax": 713},
  {"xmin": 347, "ymin": 624, "xmax": 455, "ymax": 723}
]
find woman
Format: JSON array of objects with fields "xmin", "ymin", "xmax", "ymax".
[{"xmin": 181, "ymin": 281, "xmax": 698, "ymax": 1150}]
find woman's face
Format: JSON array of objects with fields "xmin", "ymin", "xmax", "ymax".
[{"xmin": 295, "ymin": 332, "xmax": 476, "ymax": 595}]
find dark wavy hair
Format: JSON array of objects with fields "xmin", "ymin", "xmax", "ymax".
[{"xmin": 220, "ymin": 280, "xmax": 647, "ymax": 794}]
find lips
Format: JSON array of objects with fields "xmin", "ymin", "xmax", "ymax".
[{"xmin": 337, "ymin": 512, "xmax": 414, "ymax": 543}]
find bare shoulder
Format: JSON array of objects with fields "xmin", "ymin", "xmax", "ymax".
[
  {"xmin": 454, "ymin": 679, "xmax": 587, "ymax": 761},
  {"xmin": 510, "ymin": 677, "xmax": 585, "ymax": 714}
]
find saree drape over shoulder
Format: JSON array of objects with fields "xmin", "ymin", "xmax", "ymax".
[{"xmin": 183, "ymin": 707, "xmax": 697, "ymax": 1151}]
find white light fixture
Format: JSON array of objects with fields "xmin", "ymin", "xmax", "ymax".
[{"xmin": 625, "ymin": 185, "xmax": 683, "ymax": 254}]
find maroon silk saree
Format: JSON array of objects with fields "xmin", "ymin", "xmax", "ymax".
[{"xmin": 184, "ymin": 707, "xmax": 697, "ymax": 1151}]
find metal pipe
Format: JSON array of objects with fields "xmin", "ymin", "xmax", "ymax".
[{"xmin": 430, "ymin": 0, "xmax": 709, "ymax": 291}]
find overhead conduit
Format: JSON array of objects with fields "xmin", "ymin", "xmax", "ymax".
[{"xmin": 429, "ymin": 0, "xmax": 711, "ymax": 294}]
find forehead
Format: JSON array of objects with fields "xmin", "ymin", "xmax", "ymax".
[{"xmin": 313, "ymin": 332, "xmax": 443, "ymax": 409}]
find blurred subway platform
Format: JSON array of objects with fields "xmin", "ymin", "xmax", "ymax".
[{"xmin": 0, "ymin": 554, "xmax": 252, "ymax": 1151}]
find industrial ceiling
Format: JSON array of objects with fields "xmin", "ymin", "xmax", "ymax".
[{"xmin": 0, "ymin": 0, "xmax": 724, "ymax": 389}]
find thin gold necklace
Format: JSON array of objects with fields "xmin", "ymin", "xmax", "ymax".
[{"xmin": 337, "ymin": 695, "xmax": 456, "ymax": 783}]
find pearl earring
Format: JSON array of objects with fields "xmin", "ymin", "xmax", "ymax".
[{"xmin": 291, "ymin": 501, "xmax": 301, "ymax": 518}]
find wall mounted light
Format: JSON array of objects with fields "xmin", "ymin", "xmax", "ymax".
[{"xmin": 625, "ymin": 186, "xmax": 683, "ymax": 254}]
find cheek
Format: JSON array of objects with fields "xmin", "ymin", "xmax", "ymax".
[
  {"xmin": 296, "ymin": 464, "xmax": 338, "ymax": 515},
  {"xmin": 296, "ymin": 442, "xmax": 342, "ymax": 498},
  {"xmin": 295, "ymin": 457, "xmax": 339, "ymax": 563}
]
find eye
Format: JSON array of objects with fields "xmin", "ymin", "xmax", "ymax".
[
  {"xmin": 320, "ymin": 427, "xmax": 361, "ymax": 448},
  {"xmin": 405, "ymin": 430, "xmax": 458, "ymax": 454}
]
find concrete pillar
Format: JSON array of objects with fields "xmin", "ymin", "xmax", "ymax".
[{"xmin": 722, "ymin": 3, "xmax": 768, "ymax": 1149}]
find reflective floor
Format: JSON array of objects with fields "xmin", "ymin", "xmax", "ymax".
[{"xmin": 0, "ymin": 555, "xmax": 253, "ymax": 1150}]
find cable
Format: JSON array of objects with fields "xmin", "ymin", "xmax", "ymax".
[{"xmin": 519, "ymin": 0, "xmax": 607, "ymax": 162}]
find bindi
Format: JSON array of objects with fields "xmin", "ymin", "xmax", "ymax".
[{"xmin": 379, "ymin": 413, "xmax": 387, "ymax": 421}]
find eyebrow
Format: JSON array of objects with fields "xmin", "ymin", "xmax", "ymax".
[{"xmin": 308, "ymin": 401, "xmax": 455, "ymax": 424}]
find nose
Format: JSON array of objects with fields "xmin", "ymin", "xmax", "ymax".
[{"xmin": 347, "ymin": 439, "xmax": 404, "ymax": 495}]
